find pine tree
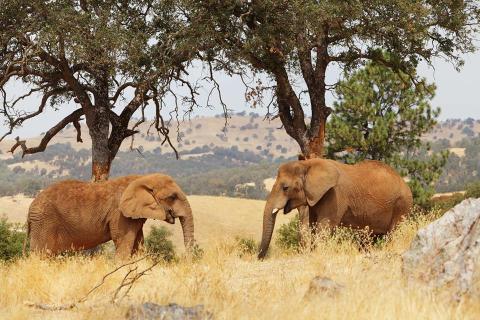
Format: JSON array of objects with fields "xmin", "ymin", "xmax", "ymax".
[{"xmin": 326, "ymin": 62, "xmax": 448, "ymax": 207}]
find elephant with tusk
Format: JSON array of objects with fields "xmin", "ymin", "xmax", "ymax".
[
  {"xmin": 258, "ymin": 159, "xmax": 413, "ymax": 259},
  {"xmin": 25, "ymin": 173, "xmax": 194, "ymax": 260}
]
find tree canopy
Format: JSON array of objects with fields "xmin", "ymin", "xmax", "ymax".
[
  {"xmin": 0, "ymin": 0, "xmax": 201, "ymax": 181},
  {"xmin": 184, "ymin": 0, "xmax": 480, "ymax": 158}
]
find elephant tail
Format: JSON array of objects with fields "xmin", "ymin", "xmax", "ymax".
[{"xmin": 22, "ymin": 220, "xmax": 30, "ymax": 256}]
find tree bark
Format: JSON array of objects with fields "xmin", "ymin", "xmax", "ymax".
[{"xmin": 87, "ymin": 101, "xmax": 112, "ymax": 182}]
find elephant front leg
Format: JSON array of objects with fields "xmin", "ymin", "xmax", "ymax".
[
  {"xmin": 113, "ymin": 231, "xmax": 138, "ymax": 261},
  {"xmin": 132, "ymin": 229, "xmax": 144, "ymax": 255}
]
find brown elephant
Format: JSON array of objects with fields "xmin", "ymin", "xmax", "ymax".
[
  {"xmin": 26, "ymin": 173, "xmax": 194, "ymax": 259},
  {"xmin": 258, "ymin": 159, "xmax": 413, "ymax": 259}
]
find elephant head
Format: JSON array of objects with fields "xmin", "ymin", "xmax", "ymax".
[
  {"xmin": 119, "ymin": 174, "xmax": 195, "ymax": 249},
  {"xmin": 258, "ymin": 159, "xmax": 339, "ymax": 259}
]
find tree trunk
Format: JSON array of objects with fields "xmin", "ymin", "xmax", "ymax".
[
  {"xmin": 87, "ymin": 103, "xmax": 112, "ymax": 182},
  {"xmin": 298, "ymin": 112, "xmax": 328, "ymax": 160}
]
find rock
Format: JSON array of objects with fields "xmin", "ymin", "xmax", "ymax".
[
  {"xmin": 402, "ymin": 198, "xmax": 480, "ymax": 297},
  {"xmin": 126, "ymin": 302, "xmax": 212, "ymax": 320},
  {"xmin": 304, "ymin": 276, "xmax": 344, "ymax": 298}
]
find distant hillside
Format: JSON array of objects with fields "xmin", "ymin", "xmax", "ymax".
[
  {"xmin": 0, "ymin": 115, "xmax": 479, "ymax": 197},
  {"xmin": 0, "ymin": 112, "xmax": 299, "ymax": 160}
]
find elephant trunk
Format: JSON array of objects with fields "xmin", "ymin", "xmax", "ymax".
[
  {"xmin": 179, "ymin": 203, "xmax": 195, "ymax": 251},
  {"xmin": 258, "ymin": 199, "xmax": 278, "ymax": 259}
]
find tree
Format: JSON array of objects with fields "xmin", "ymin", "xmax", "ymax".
[
  {"xmin": 0, "ymin": 0, "xmax": 200, "ymax": 181},
  {"xmin": 326, "ymin": 61, "xmax": 448, "ymax": 206},
  {"xmin": 184, "ymin": 0, "xmax": 480, "ymax": 159}
]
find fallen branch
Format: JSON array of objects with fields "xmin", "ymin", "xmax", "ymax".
[
  {"xmin": 25, "ymin": 255, "xmax": 160, "ymax": 311},
  {"xmin": 24, "ymin": 301, "xmax": 76, "ymax": 311}
]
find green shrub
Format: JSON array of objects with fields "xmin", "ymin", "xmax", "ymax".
[
  {"xmin": 0, "ymin": 218, "xmax": 26, "ymax": 261},
  {"xmin": 235, "ymin": 237, "xmax": 258, "ymax": 256},
  {"xmin": 144, "ymin": 226, "xmax": 176, "ymax": 262},
  {"xmin": 465, "ymin": 181, "xmax": 480, "ymax": 199},
  {"xmin": 275, "ymin": 214, "xmax": 300, "ymax": 252}
]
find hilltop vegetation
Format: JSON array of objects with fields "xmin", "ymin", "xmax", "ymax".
[{"xmin": 0, "ymin": 115, "xmax": 480, "ymax": 200}]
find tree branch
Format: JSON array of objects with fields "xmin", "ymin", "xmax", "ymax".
[{"xmin": 9, "ymin": 108, "xmax": 84, "ymax": 157}]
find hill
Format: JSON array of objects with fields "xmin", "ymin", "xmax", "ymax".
[
  {"xmin": 1, "ymin": 115, "xmax": 480, "ymax": 198},
  {"xmin": 0, "ymin": 113, "xmax": 299, "ymax": 160}
]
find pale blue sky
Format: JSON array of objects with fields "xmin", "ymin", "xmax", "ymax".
[{"xmin": 2, "ymin": 52, "xmax": 480, "ymax": 138}]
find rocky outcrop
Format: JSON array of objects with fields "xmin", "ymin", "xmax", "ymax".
[{"xmin": 402, "ymin": 198, "xmax": 480, "ymax": 297}]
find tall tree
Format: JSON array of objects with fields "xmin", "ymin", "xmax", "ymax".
[
  {"xmin": 185, "ymin": 0, "xmax": 480, "ymax": 159},
  {"xmin": 326, "ymin": 61, "xmax": 448, "ymax": 206},
  {"xmin": 0, "ymin": 0, "xmax": 199, "ymax": 181}
]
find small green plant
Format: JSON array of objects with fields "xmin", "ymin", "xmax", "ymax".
[
  {"xmin": 144, "ymin": 226, "xmax": 176, "ymax": 262},
  {"xmin": 275, "ymin": 214, "xmax": 300, "ymax": 253},
  {"xmin": 235, "ymin": 237, "xmax": 258, "ymax": 257},
  {"xmin": 191, "ymin": 243, "xmax": 204, "ymax": 261},
  {"xmin": 0, "ymin": 218, "xmax": 26, "ymax": 261}
]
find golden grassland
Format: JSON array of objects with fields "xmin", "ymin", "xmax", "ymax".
[{"xmin": 1, "ymin": 206, "xmax": 480, "ymax": 320}]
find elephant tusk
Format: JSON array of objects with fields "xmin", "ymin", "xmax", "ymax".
[{"xmin": 272, "ymin": 209, "xmax": 280, "ymax": 215}]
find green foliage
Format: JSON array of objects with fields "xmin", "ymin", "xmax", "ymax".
[
  {"xmin": 275, "ymin": 214, "xmax": 300, "ymax": 253},
  {"xmin": 0, "ymin": 218, "xmax": 26, "ymax": 261},
  {"xmin": 465, "ymin": 181, "xmax": 480, "ymax": 199},
  {"xmin": 326, "ymin": 61, "xmax": 448, "ymax": 208},
  {"xmin": 235, "ymin": 237, "xmax": 258, "ymax": 257},
  {"xmin": 144, "ymin": 226, "xmax": 176, "ymax": 262}
]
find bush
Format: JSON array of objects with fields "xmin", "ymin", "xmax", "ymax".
[
  {"xmin": 465, "ymin": 181, "xmax": 480, "ymax": 199},
  {"xmin": 0, "ymin": 218, "xmax": 26, "ymax": 261},
  {"xmin": 235, "ymin": 237, "xmax": 258, "ymax": 257},
  {"xmin": 275, "ymin": 214, "xmax": 300, "ymax": 252},
  {"xmin": 144, "ymin": 226, "xmax": 176, "ymax": 262}
]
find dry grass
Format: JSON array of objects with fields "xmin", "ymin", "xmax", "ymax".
[{"xmin": 1, "ymin": 207, "xmax": 479, "ymax": 320}]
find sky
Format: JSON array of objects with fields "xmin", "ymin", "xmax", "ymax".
[{"xmin": 1, "ymin": 51, "xmax": 480, "ymax": 139}]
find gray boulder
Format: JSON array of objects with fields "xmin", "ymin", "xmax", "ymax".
[
  {"xmin": 304, "ymin": 276, "xmax": 344, "ymax": 299},
  {"xmin": 126, "ymin": 302, "xmax": 212, "ymax": 320},
  {"xmin": 402, "ymin": 198, "xmax": 480, "ymax": 297}
]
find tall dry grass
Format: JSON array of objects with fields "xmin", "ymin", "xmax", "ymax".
[{"xmin": 1, "ymin": 210, "xmax": 479, "ymax": 320}]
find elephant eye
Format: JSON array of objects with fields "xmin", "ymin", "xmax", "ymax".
[
  {"xmin": 167, "ymin": 193, "xmax": 177, "ymax": 201},
  {"xmin": 282, "ymin": 185, "xmax": 289, "ymax": 192}
]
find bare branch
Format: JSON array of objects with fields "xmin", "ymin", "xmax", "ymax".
[
  {"xmin": 10, "ymin": 108, "xmax": 84, "ymax": 157},
  {"xmin": 0, "ymin": 87, "xmax": 69, "ymax": 142},
  {"xmin": 154, "ymin": 94, "xmax": 179, "ymax": 159}
]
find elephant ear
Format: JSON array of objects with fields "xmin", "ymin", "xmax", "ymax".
[
  {"xmin": 304, "ymin": 160, "xmax": 339, "ymax": 207},
  {"xmin": 119, "ymin": 176, "xmax": 167, "ymax": 220}
]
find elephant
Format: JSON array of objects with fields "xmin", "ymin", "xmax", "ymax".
[
  {"xmin": 25, "ymin": 173, "xmax": 194, "ymax": 259},
  {"xmin": 258, "ymin": 159, "xmax": 413, "ymax": 259}
]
